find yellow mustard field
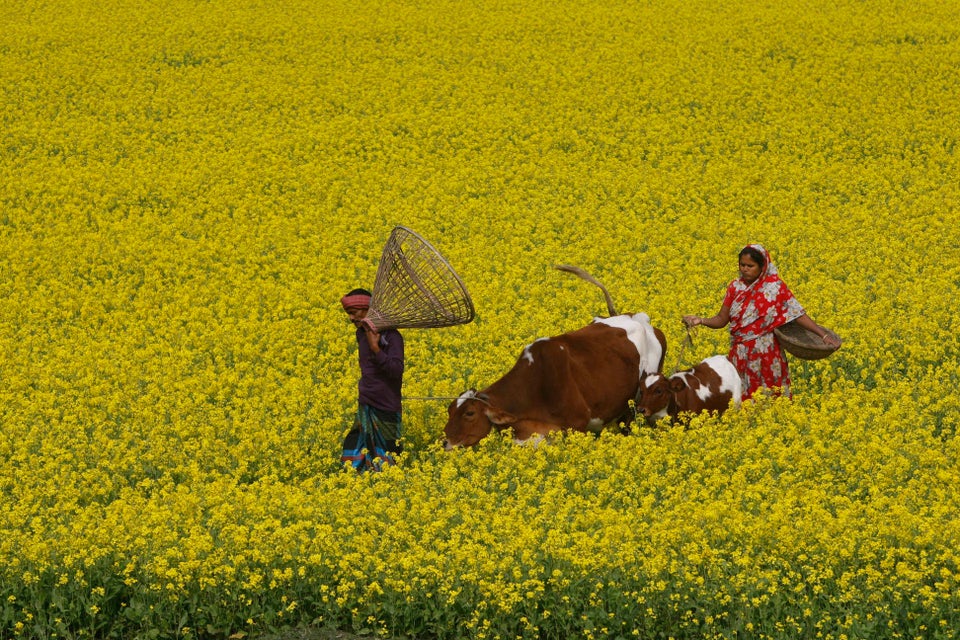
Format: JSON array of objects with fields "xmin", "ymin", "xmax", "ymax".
[{"xmin": 2, "ymin": 0, "xmax": 960, "ymax": 638}]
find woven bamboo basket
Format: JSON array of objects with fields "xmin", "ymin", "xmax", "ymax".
[
  {"xmin": 775, "ymin": 321, "xmax": 842, "ymax": 360},
  {"xmin": 363, "ymin": 226, "xmax": 476, "ymax": 331}
]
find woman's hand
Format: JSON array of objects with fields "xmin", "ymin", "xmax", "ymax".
[
  {"xmin": 682, "ymin": 315, "xmax": 701, "ymax": 328},
  {"xmin": 821, "ymin": 332, "xmax": 841, "ymax": 348}
]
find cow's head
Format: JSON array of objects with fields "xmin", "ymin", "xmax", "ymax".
[
  {"xmin": 636, "ymin": 373, "xmax": 683, "ymax": 422},
  {"xmin": 443, "ymin": 390, "xmax": 516, "ymax": 449}
]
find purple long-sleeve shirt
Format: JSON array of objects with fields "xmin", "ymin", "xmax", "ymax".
[{"xmin": 356, "ymin": 326, "xmax": 404, "ymax": 412}]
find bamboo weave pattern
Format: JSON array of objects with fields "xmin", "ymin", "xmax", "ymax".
[{"xmin": 365, "ymin": 226, "xmax": 475, "ymax": 331}]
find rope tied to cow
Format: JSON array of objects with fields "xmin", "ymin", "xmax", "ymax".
[
  {"xmin": 403, "ymin": 392, "xmax": 493, "ymax": 405},
  {"xmin": 669, "ymin": 324, "xmax": 697, "ymax": 376}
]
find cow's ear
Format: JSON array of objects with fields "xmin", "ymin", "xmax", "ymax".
[
  {"xmin": 668, "ymin": 377, "xmax": 685, "ymax": 393},
  {"xmin": 485, "ymin": 407, "xmax": 516, "ymax": 425}
]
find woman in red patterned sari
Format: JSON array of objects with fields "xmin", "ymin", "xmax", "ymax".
[{"xmin": 682, "ymin": 244, "xmax": 840, "ymax": 400}]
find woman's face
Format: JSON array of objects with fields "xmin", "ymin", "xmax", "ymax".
[{"xmin": 738, "ymin": 255, "xmax": 763, "ymax": 284}]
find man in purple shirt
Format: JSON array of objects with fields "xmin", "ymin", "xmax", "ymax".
[{"xmin": 340, "ymin": 288, "xmax": 404, "ymax": 471}]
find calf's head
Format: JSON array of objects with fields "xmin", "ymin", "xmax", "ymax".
[
  {"xmin": 443, "ymin": 390, "xmax": 517, "ymax": 449},
  {"xmin": 636, "ymin": 373, "xmax": 685, "ymax": 421}
]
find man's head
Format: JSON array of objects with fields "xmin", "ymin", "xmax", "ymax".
[{"xmin": 341, "ymin": 288, "xmax": 372, "ymax": 327}]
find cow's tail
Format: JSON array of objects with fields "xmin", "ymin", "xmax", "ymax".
[{"xmin": 554, "ymin": 264, "xmax": 618, "ymax": 316}]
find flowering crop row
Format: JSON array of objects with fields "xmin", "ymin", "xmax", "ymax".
[{"xmin": 2, "ymin": 0, "xmax": 959, "ymax": 638}]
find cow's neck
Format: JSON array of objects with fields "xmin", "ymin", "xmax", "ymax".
[
  {"xmin": 483, "ymin": 384, "xmax": 525, "ymax": 416},
  {"xmin": 667, "ymin": 392, "xmax": 681, "ymax": 417}
]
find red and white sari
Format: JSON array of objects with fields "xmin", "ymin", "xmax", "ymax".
[{"xmin": 723, "ymin": 244, "xmax": 805, "ymax": 400}]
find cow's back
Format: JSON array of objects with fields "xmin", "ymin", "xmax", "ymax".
[
  {"xmin": 557, "ymin": 322, "xmax": 642, "ymax": 383},
  {"xmin": 674, "ymin": 355, "xmax": 741, "ymax": 415},
  {"xmin": 594, "ymin": 313, "xmax": 666, "ymax": 377}
]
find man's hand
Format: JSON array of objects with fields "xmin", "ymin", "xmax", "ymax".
[{"xmin": 364, "ymin": 325, "xmax": 382, "ymax": 353}]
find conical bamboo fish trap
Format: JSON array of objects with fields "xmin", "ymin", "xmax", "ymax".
[{"xmin": 363, "ymin": 226, "xmax": 476, "ymax": 331}]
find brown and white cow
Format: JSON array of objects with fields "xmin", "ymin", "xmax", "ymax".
[
  {"xmin": 635, "ymin": 355, "xmax": 742, "ymax": 424},
  {"xmin": 443, "ymin": 313, "xmax": 666, "ymax": 448}
]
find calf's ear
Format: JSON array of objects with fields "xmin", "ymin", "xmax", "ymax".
[
  {"xmin": 668, "ymin": 377, "xmax": 686, "ymax": 393},
  {"xmin": 485, "ymin": 406, "xmax": 517, "ymax": 425}
]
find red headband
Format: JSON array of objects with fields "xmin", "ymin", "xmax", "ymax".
[{"xmin": 341, "ymin": 293, "xmax": 371, "ymax": 310}]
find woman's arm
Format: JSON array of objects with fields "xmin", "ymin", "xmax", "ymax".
[
  {"xmin": 792, "ymin": 313, "xmax": 841, "ymax": 347},
  {"xmin": 683, "ymin": 305, "xmax": 731, "ymax": 329}
]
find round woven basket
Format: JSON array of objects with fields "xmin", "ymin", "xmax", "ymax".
[
  {"xmin": 364, "ymin": 226, "xmax": 475, "ymax": 331},
  {"xmin": 774, "ymin": 321, "xmax": 842, "ymax": 360}
]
